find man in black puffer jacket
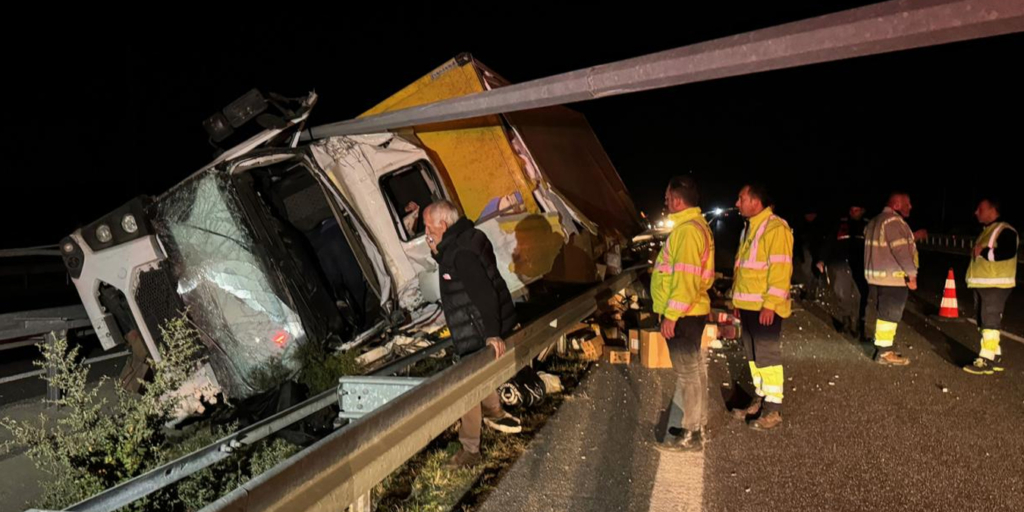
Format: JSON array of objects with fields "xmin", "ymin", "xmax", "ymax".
[{"xmin": 424, "ymin": 200, "xmax": 523, "ymax": 468}]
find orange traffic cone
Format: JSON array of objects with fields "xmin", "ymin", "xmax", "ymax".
[{"xmin": 939, "ymin": 268, "xmax": 959, "ymax": 319}]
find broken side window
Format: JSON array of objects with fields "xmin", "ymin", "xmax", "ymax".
[{"xmin": 379, "ymin": 160, "xmax": 444, "ymax": 242}]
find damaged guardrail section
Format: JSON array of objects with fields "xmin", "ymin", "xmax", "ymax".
[{"xmin": 198, "ymin": 270, "xmax": 637, "ymax": 512}]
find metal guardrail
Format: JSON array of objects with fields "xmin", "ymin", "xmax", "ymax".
[
  {"xmin": 0, "ymin": 350, "xmax": 129, "ymax": 386},
  {"xmin": 30, "ymin": 2, "xmax": 1024, "ymax": 510},
  {"xmin": 0, "ymin": 306, "xmax": 111, "ymax": 404},
  {"xmin": 303, "ymin": 0, "xmax": 1024, "ymax": 138},
  {"xmin": 49, "ymin": 271, "xmax": 632, "ymax": 512},
  {"xmin": 197, "ymin": 270, "xmax": 636, "ymax": 512},
  {"xmin": 0, "ymin": 245, "xmax": 62, "ymax": 258},
  {"xmin": 919, "ymin": 234, "xmax": 1024, "ymax": 263},
  {"xmin": 0, "ymin": 306, "xmax": 91, "ymax": 344},
  {"xmin": 61, "ymin": 331, "xmax": 451, "ymax": 512}
]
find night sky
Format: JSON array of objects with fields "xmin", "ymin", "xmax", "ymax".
[{"xmin": 7, "ymin": 3, "xmax": 1022, "ymax": 250}]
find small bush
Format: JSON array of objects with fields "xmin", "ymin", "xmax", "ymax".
[
  {"xmin": 1, "ymin": 316, "xmax": 299, "ymax": 511},
  {"xmin": 295, "ymin": 341, "xmax": 362, "ymax": 395}
]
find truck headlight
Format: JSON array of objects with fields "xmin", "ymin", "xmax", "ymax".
[
  {"xmin": 97, "ymin": 225, "xmax": 113, "ymax": 243},
  {"xmin": 122, "ymin": 214, "xmax": 139, "ymax": 234}
]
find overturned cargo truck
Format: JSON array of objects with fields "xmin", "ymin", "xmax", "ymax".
[{"xmin": 60, "ymin": 54, "xmax": 641, "ymax": 400}]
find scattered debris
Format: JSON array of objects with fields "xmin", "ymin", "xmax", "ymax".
[
  {"xmin": 606, "ymin": 348, "xmax": 631, "ymax": 365},
  {"xmin": 828, "ymin": 382, "xmax": 835, "ymax": 386},
  {"xmin": 942, "ymin": 387, "xmax": 949, "ymax": 393},
  {"xmin": 537, "ymin": 372, "xmax": 564, "ymax": 394}
]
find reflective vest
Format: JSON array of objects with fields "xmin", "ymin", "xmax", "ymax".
[
  {"xmin": 732, "ymin": 208, "xmax": 794, "ymax": 318},
  {"xmin": 652, "ymin": 208, "xmax": 715, "ymax": 320},
  {"xmin": 967, "ymin": 221, "xmax": 1018, "ymax": 289},
  {"xmin": 864, "ymin": 208, "xmax": 919, "ymax": 287}
]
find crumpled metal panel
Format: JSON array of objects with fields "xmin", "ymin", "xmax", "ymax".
[{"xmin": 156, "ymin": 173, "xmax": 305, "ymax": 398}]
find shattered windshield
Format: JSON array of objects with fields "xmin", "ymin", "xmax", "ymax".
[{"xmin": 155, "ymin": 172, "xmax": 305, "ymax": 398}]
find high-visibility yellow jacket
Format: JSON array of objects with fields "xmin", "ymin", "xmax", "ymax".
[
  {"xmin": 651, "ymin": 208, "xmax": 715, "ymax": 320},
  {"xmin": 732, "ymin": 208, "xmax": 794, "ymax": 318},
  {"xmin": 967, "ymin": 221, "xmax": 1018, "ymax": 289}
]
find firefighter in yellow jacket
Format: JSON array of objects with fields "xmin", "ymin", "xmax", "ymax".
[
  {"xmin": 730, "ymin": 183, "xmax": 794, "ymax": 431},
  {"xmin": 652, "ymin": 176, "xmax": 715, "ymax": 451},
  {"xmin": 964, "ymin": 197, "xmax": 1018, "ymax": 375}
]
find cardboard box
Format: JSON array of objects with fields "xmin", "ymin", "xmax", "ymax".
[
  {"xmin": 628, "ymin": 329, "xmax": 641, "ymax": 355},
  {"xmin": 640, "ymin": 329, "xmax": 673, "ymax": 369},
  {"xmin": 581, "ymin": 335, "xmax": 605, "ymax": 361},
  {"xmin": 566, "ymin": 322, "xmax": 600, "ymax": 339},
  {"xmin": 606, "ymin": 348, "xmax": 631, "ymax": 365},
  {"xmin": 701, "ymin": 323, "xmax": 719, "ymax": 350},
  {"xmin": 718, "ymin": 323, "xmax": 739, "ymax": 340},
  {"xmin": 568, "ymin": 322, "xmax": 591, "ymax": 333},
  {"xmin": 601, "ymin": 325, "xmax": 621, "ymax": 341}
]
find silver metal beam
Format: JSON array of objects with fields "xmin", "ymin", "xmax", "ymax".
[
  {"xmin": 66, "ymin": 322, "xmax": 455, "ymax": 511},
  {"xmin": 0, "ymin": 245, "xmax": 61, "ymax": 258},
  {"xmin": 304, "ymin": 0, "xmax": 1024, "ymax": 139},
  {"xmin": 0, "ymin": 305, "xmax": 91, "ymax": 343},
  {"xmin": 0, "ymin": 351, "xmax": 130, "ymax": 386}
]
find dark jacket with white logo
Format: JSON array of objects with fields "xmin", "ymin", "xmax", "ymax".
[{"xmin": 434, "ymin": 217, "xmax": 517, "ymax": 356}]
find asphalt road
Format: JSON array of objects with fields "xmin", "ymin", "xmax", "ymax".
[{"xmin": 481, "ymin": 300, "xmax": 1024, "ymax": 511}]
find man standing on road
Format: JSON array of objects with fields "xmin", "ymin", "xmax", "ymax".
[
  {"xmin": 864, "ymin": 192, "xmax": 919, "ymax": 366},
  {"xmin": 730, "ymin": 183, "xmax": 794, "ymax": 431},
  {"xmin": 652, "ymin": 176, "xmax": 716, "ymax": 451},
  {"xmin": 424, "ymin": 200, "xmax": 523, "ymax": 467},
  {"xmin": 794, "ymin": 207, "xmax": 826, "ymax": 300},
  {"xmin": 817, "ymin": 201, "xmax": 870, "ymax": 339},
  {"xmin": 963, "ymin": 197, "xmax": 1018, "ymax": 375}
]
